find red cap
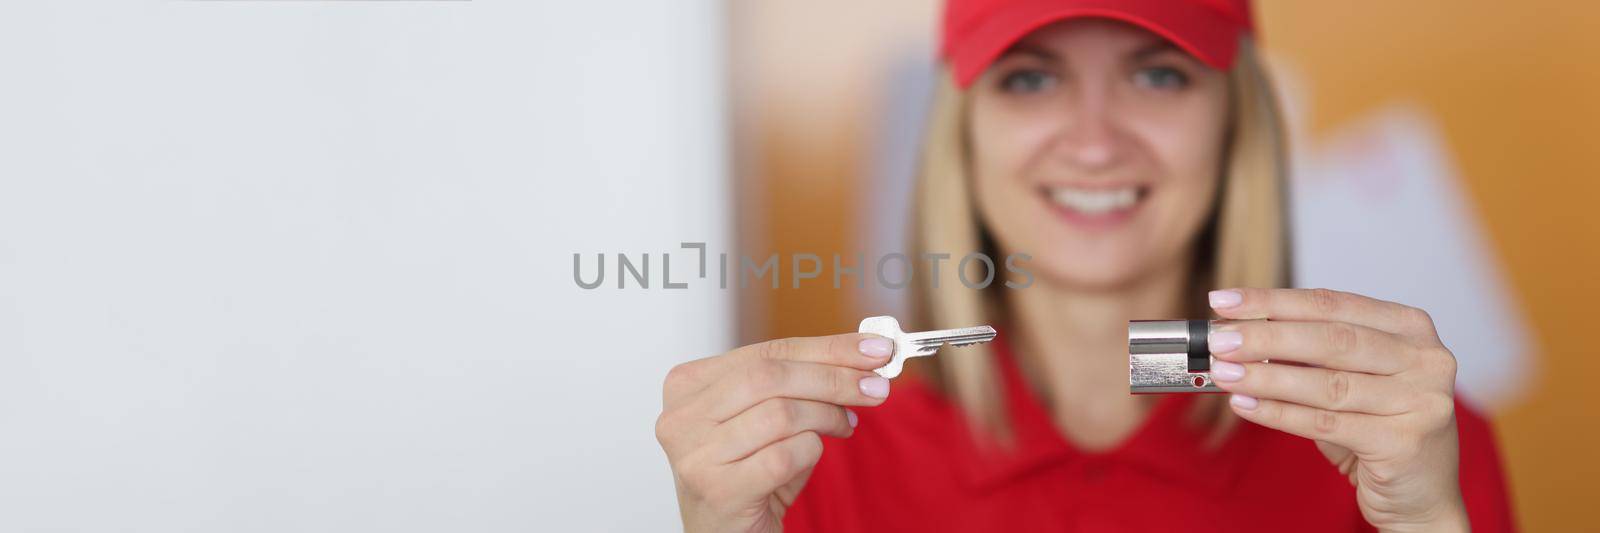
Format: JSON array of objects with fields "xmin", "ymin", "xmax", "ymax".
[{"xmin": 941, "ymin": 0, "xmax": 1255, "ymax": 88}]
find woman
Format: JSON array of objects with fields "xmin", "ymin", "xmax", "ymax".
[{"xmin": 656, "ymin": 0, "xmax": 1514, "ymax": 531}]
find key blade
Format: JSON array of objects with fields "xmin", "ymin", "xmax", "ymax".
[
  {"xmin": 940, "ymin": 332, "xmax": 998, "ymax": 347},
  {"xmin": 908, "ymin": 326, "xmax": 997, "ymax": 348}
]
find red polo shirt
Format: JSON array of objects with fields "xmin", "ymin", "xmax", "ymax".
[{"xmin": 785, "ymin": 337, "xmax": 1516, "ymax": 532}]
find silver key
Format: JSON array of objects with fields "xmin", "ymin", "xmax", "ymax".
[{"xmin": 857, "ymin": 315, "xmax": 997, "ymax": 379}]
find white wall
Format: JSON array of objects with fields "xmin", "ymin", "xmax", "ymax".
[{"xmin": 0, "ymin": 1, "xmax": 726, "ymax": 531}]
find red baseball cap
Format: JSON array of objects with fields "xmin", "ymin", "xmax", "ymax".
[{"xmin": 941, "ymin": 0, "xmax": 1256, "ymax": 88}]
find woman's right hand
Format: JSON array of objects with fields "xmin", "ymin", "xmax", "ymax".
[{"xmin": 655, "ymin": 332, "xmax": 896, "ymax": 533}]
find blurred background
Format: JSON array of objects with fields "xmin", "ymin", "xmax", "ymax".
[
  {"xmin": 0, "ymin": 1, "xmax": 726, "ymax": 531},
  {"xmin": 0, "ymin": 0, "xmax": 1595, "ymax": 531},
  {"xmin": 731, "ymin": 1, "xmax": 1600, "ymax": 531}
]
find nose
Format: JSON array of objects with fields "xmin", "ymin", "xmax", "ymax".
[{"xmin": 1050, "ymin": 84, "xmax": 1124, "ymax": 172}]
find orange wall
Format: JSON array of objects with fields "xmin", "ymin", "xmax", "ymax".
[
  {"xmin": 732, "ymin": 1, "xmax": 1600, "ymax": 529},
  {"xmin": 1256, "ymin": 3, "xmax": 1600, "ymax": 530}
]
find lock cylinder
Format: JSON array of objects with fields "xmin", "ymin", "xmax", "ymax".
[{"xmin": 1129, "ymin": 319, "xmax": 1213, "ymax": 373}]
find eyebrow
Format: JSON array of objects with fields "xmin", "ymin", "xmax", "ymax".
[
  {"xmin": 999, "ymin": 40, "xmax": 1197, "ymax": 65},
  {"xmin": 1130, "ymin": 41, "xmax": 1193, "ymax": 62},
  {"xmin": 998, "ymin": 42, "xmax": 1060, "ymax": 63}
]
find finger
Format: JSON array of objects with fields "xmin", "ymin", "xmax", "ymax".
[
  {"xmin": 724, "ymin": 430, "xmax": 825, "ymax": 499},
  {"xmin": 1227, "ymin": 395, "xmax": 1389, "ymax": 454},
  {"xmin": 1210, "ymin": 320, "xmax": 1414, "ymax": 375},
  {"xmin": 1210, "ymin": 361, "xmax": 1411, "ymax": 415},
  {"xmin": 690, "ymin": 359, "xmax": 890, "ymax": 422},
  {"xmin": 708, "ymin": 399, "xmax": 854, "ymax": 464},
  {"xmin": 655, "ymin": 405, "xmax": 710, "ymax": 459},
  {"xmin": 664, "ymin": 333, "xmax": 894, "ymax": 406},
  {"xmin": 1209, "ymin": 288, "xmax": 1435, "ymax": 337}
]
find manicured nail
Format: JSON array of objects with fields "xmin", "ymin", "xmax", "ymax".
[
  {"xmin": 846, "ymin": 409, "xmax": 859, "ymax": 428},
  {"xmin": 1210, "ymin": 360, "xmax": 1246, "ymax": 382},
  {"xmin": 1230, "ymin": 394, "xmax": 1259, "ymax": 410},
  {"xmin": 859, "ymin": 337, "xmax": 893, "ymax": 358},
  {"xmin": 1209, "ymin": 290, "xmax": 1243, "ymax": 309},
  {"xmin": 859, "ymin": 376, "xmax": 891, "ymax": 398},
  {"xmin": 1209, "ymin": 331, "xmax": 1243, "ymax": 354}
]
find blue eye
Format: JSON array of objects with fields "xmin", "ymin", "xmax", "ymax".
[
  {"xmin": 1133, "ymin": 66, "xmax": 1190, "ymax": 89},
  {"xmin": 999, "ymin": 69, "xmax": 1058, "ymax": 93}
]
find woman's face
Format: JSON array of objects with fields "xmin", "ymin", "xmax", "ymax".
[{"xmin": 969, "ymin": 19, "xmax": 1230, "ymax": 290}]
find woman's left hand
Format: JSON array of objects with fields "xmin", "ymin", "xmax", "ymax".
[{"xmin": 1205, "ymin": 288, "xmax": 1468, "ymax": 532}]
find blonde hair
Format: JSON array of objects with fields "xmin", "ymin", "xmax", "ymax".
[{"xmin": 905, "ymin": 39, "xmax": 1292, "ymax": 439}]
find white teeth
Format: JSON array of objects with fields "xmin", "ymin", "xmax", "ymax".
[{"xmin": 1047, "ymin": 186, "xmax": 1139, "ymax": 215}]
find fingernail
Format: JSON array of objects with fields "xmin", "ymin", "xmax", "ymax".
[
  {"xmin": 858, "ymin": 337, "xmax": 893, "ymax": 359},
  {"xmin": 1230, "ymin": 394, "xmax": 1258, "ymax": 410},
  {"xmin": 1210, "ymin": 360, "xmax": 1246, "ymax": 382},
  {"xmin": 1209, "ymin": 290, "xmax": 1242, "ymax": 309},
  {"xmin": 1209, "ymin": 331, "xmax": 1243, "ymax": 354},
  {"xmin": 859, "ymin": 376, "xmax": 891, "ymax": 398},
  {"xmin": 846, "ymin": 409, "xmax": 859, "ymax": 428}
]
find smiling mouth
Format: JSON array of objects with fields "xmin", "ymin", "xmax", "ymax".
[{"xmin": 1042, "ymin": 184, "xmax": 1149, "ymax": 216}]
